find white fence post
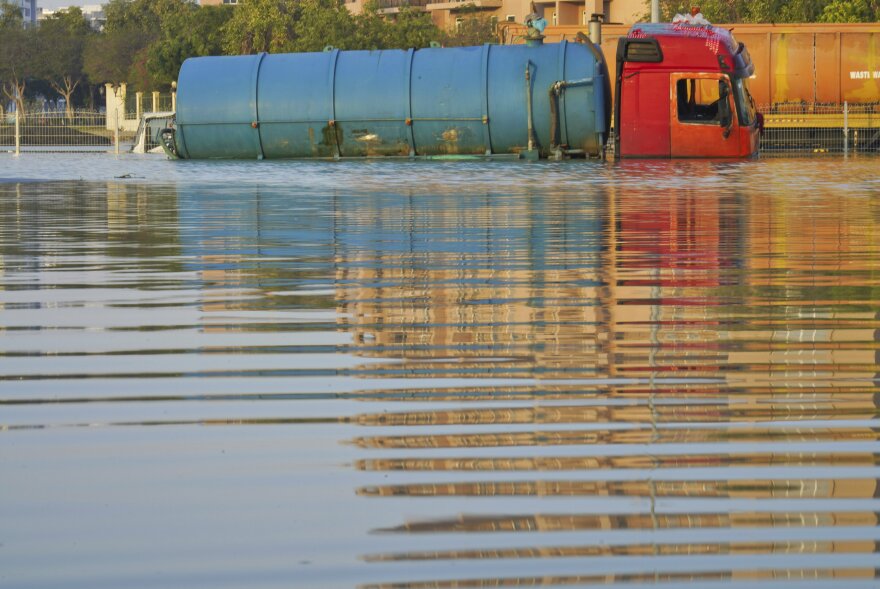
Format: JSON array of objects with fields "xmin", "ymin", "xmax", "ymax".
[
  {"xmin": 843, "ymin": 101, "xmax": 848, "ymax": 154},
  {"xmin": 114, "ymin": 110, "xmax": 120, "ymax": 155},
  {"xmin": 14, "ymin": 108, "xmax": 20, "ymax": 156}
]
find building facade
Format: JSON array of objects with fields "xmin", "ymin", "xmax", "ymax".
[
  {"xmin": 16, "ymin": 0, "xmax": 37, "ymax": 25},
  {"xmin": 38, "ymin": 4, "xmax": 107, "ymax": 30}
]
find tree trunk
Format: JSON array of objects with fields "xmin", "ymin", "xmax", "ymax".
[
  {"xmin": 85, "ymin": 83, "xmax": 95, "ymax": 111},
  {"xmin": 50, "ymin": 76, "xmax": 79, "ymax": 120},
  {"xmin": 2, "ymin": 78, "xmax": 27, "ymax": 116}
]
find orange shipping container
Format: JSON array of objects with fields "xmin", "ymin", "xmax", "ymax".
[{"xmin": 505, "ymin": 23, "xmax": 880, "ymax": 106}]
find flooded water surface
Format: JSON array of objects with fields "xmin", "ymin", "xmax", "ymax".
[{"xmin": 2, "ymin": 156, "xmax": 880, "ymax": 588}]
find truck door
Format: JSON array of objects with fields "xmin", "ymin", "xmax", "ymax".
[{"xmin": 670, "ymin": 73, "xmax": 740, "ymax": 158}]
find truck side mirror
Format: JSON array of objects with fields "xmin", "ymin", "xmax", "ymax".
[{"xmin": 718, "ymin": 82, "xmax": 733, "ymax": 138}]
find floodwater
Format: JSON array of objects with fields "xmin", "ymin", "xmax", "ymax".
[{"xmin": 2, "ymin": 154, "xmax": 880, "ymax": 589}]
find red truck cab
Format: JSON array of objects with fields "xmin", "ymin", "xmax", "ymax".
[{"xmin": 615, "ymin": 23, "xmax": 761, "ymax": 158}]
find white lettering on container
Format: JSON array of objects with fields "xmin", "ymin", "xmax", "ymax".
[{"xmin": 849, "ymin": 70, "xmax": 880, "ymax": 79}]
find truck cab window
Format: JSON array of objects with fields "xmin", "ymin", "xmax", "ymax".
[{"xmin": 676, "ymin": 78, "xmax": 723, "ymax": 124}]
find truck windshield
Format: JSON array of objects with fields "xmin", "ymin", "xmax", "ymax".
[{"xmin": 733, "ymin": 78, "xmax": 757, "ymax": 126}]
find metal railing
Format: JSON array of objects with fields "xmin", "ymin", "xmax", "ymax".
[
  {"xmin": 757, "ymin": 102, "xmax": 880, "ymax": 154},
  {"xmin": 1, "ymin": 110, "xmax": 135, "ymax": 154},
  {"xmin": 124, "ymin": 93, "xmax": 140, "ymax": 119},
  {"xmin": 375, "ymin": 0, "xmax": 430, "ymax": 8},
  {"xmin": 119, "ymin": 92, "xmax": 175, "ymax": 121}
]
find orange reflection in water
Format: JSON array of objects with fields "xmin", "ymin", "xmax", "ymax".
[
  {"xmin": 337, "ymin": 183, "xmax": 880, "ymax": 587},
  {"xmin": 335, "ymin": 188, "xmax": 880, "ymax": 383}
]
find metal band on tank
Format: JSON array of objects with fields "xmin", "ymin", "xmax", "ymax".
[
  {"xmin": 251, "ymin": 52, "xmax": 267, "ymax": 160},
  {"xmin": 328, "ymin": 49, "xmax": 341, "ymax": 159},
  {"xmin": 174, "ymin": 62, "xmax": 191, "ymax": 159},
  {"xmin": 404, "ymin": 48, "xmax": 416, "ymax": 157},
  {"xmin": 176, "ymin": 120, "xmax": 191, "ymax": 159},
  {"xmin": 480, "ymin": 44, "xmax": 492, "ymax": 155},
  {"xmin": 558, "ymin": 41, "xmax": 569, "ymax": 148}
]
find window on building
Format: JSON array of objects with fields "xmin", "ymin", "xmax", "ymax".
[{"xmin": 506, "ymin": 14, "xmax": 515, "ymax": 21}]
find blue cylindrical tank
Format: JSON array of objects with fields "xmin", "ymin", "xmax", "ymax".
[{"xmin": 173, "ymin": 41, "xmax": 610, "ymax": 160}]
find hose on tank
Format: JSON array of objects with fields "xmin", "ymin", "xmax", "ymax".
[{"xmin": 549, "ymin": 78, "xmax": 595, "ymax": 153}]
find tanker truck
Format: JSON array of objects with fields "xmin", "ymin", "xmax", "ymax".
[{"xmin": 161, "ymin": 22, "xmax": 761, "ymax": 160}]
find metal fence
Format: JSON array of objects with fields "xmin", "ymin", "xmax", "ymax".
[
  {"xmin": 1, "ymin": 110, "xmax": 135, "ymax": 154},
  {"xmin": 602, "ymin": 102, "xmax": 880, "ymax": 158},
  {"xmin": 121, "ymin": 91, "xmax": 175, "ymax": 121},
  {"xmin": 758, "ymin": 102, "xmax": 880, "ymax": 154},
  {"xmin": 5, "ymin": 102, "xmax": 879, "ymax": 157}
]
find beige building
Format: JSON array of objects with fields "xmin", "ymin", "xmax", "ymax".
[
  {"xmin": 200, "ymin": 0, "xmax": 647, "ymax": 30},
  {"xmin": 357, "ymin": 0, "xmax": 646, "ymax": 30}
]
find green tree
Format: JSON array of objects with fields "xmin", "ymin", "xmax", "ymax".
[
  {"xmin": 383, "ymin": 7, "xmax": 440, "ymax": 48},
  {"xmin": 84, "ymin": 0, "xmax": 197, "ymax": 90},
  {"xmin": 36, "ymin": 8, "xmax": 93, "ymax": 117},
  {"xmin": 652, "ymin": 0, "xmax": 749, "ymax": 22},
  {"xmin": 147, "ymin": 5, "xmax": 232, "ymax": 87},
  {"xmin": 352, "ymin": 4, "xmax": 387, "ymax": 49},
  {"xmin": 83, "ymin": 24, "xmax": 148, "ymax": 86},
  {"xmin": 222, "ymin": 0, "xmax": 300, "ymax": 54},
  {"xmin": 103, "ymin": 0, "xmax": 195, "ymax": 34},
  {"xmin": 819, "ymin": 0, "xmax": 878, "ymax": 21},
  {"xmin": 0, "ymin": 0, "xmax": 20, "ymax": 27},
  {"xmin": 443, "ymin": 8, "xmax": 497, "ymax": 46},
  {"xmin": 291, "ymin": 0, "xmax": 357, "ymax": 51},
  {"xmin": 0, "ymin": 2, "xmax": 36, "ymax": 114},
  {"xmin": 349, "ymin": 3, "xmax": 440, "ymax": 50},
  {"xmin": 771, "ymin": 0, "xmax": 829, "ymax": 21},
  {"xmin": 650, "ymin": 0, "xmax": 846, "ymax": 22}
]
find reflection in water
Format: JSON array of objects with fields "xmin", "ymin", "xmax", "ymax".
[
  {"xmin": 359, "ymin": 569, "xmax": 880, "ymax": 589},
  {"xmin": 372, "ymin": 510, "xmax": 880, "ymax": 534},
  {"xmin": 335, "ymin": 188, "xmax": 880, "ymax": 382},
  {"xmin": 2, "ymin": 161, "xmax": 880, "ymax": 588},
  {"xmin": 357, "ymin": 478, "xmax": 880, "ymax": 498},
  {"xmin": 357, "ymin": 453, "xmax": 880, "ymax": 472},
  {"xmin": 365, "ymin": 539, "xmax": 880, "ymax": 560},
  {"xmin": 329, "ymin": 178, "xmax": 880, "ymax": 586}
]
